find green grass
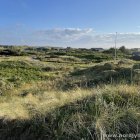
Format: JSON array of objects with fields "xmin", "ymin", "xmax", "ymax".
[
  {"xmin": 69, "ymin": 60, "xmax": 140, "ymax": 87},
  {"xmin": 0, "ymin": 61, "xmax": 44, "ymax": 94},
  {"xmin": 0, "ymin": 47, "xmax": 139, "ymax": 139}
]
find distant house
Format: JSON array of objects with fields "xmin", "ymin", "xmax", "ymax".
[
  {"xmin": 132, "ymin": 52, "xmax": 140, "ymax": 61},
  {"xmin": 35, "ymin": 47, "xmax": 48, "ymax": 51},
  {"xmin": 66, "ymin": 47, "xmax": 71, "ymax": 51},
  {"xmin": 90, "ymin": 48, "xmax": 104, "ymax": 52},
  {"xmin": 132, "ymin": 52, "xmax": 140, "ymax": 56}
]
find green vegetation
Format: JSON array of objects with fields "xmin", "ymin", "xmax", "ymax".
[{"xmin": 0, "ymin": 45, "xmax": 139, "ymax": 139}]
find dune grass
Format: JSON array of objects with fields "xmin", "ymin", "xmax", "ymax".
[
  {"xmin": 0, "ymin": 56, "xmax": 140, "ymax": 139},
  {"xmin": 0, "ymin": 84, "xmax": 139, "ymax": 139}
]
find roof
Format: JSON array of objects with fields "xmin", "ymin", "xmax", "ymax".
[
  {"xmin": 132, "ymin": 52, "xmax": 140, "ymax": 56},
  {"xmin": 91, "ymin": 48, "xmax": 104, "ymax": 50}
]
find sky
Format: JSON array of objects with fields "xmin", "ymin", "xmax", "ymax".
[{"xmin": 0, "ymin": 0, "xmax": 140, "ymax": 48}]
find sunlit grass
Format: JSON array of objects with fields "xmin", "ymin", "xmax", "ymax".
[{"xmin": 0, "ymin": 56, "xmax": 140, "ymax": 139}]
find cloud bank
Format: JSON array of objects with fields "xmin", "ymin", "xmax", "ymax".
[{"xmin": 0, "ymin": 27, "xmax": 140, "ymax": 48}]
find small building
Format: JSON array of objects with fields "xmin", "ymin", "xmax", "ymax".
[
  {"xmin": 132, "ymin": 52, "xmax": 140, "ymax": 56},
  {"xmin": 132, "ymin": 52, "xmax": 140, "ymax": 61},
  {"xmin": 90, "ymin": 48, "xmax": 104, "ymax": 52}
]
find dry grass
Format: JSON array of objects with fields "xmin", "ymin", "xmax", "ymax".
[
  {"xmin": 0, "ymin": 84, "xmax": 139, "ymax": 139},
  {"xmin": 0, "ymin": 87, "xmax": 93, "ymax": 120},
  {"xmin": 0, "ymin": 84, "xmax": 139, "ymax": 119}
]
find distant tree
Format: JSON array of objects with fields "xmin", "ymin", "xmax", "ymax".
[
  {"xmin": 119, "ymin": 46, "xmax": 126, "ymax": 53},
  {"xmin": 103, "ymin": 47, "xmax": 115, "ymax": 54},
  {"xmin": 119, "ymin": 46, "xmax": 129, "ymax": 54}
]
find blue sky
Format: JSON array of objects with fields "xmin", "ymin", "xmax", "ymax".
[{"xmin": 0, "ymin": 0, "xmax": 140, "ymax": 48}]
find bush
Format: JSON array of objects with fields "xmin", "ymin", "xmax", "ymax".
[
  {"xmin": 104, "ymin": 63, "xmax": 115, "ymax": 70},
  {"xmin": 42, "ymin": 66, "xmax": 56, "ymax": 71},
  {"xmin": 101, "ymin": 70, "xmax": 118, "ymax": 78},
  {"xmin": 133, "ymin": 64, "xmax": 140, "ymax": 69}
]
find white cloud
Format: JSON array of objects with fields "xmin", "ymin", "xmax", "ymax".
[
  {"xmin": 34, "ymin": 28, "xmax": 94, "ymax": 42},
  {"xmin": 0, "ymin": 27, "xmax": 140, "ymax": 48},
  {"xmin": 83, "ymin": 32, "xmax": 140, "ymax": 48}
]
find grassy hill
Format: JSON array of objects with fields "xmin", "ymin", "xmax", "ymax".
[{"xmin": 0, "ymin": 46, "xmax": 139, "ymax": 139}]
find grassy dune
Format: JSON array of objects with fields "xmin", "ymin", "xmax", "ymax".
[
  {"xmin": 0, "ymin": 84, "xmax": 139, "ymax": 139},
  {"xmin": 0, "ymin": 49, "xmax": 140, "ymax": 139}
]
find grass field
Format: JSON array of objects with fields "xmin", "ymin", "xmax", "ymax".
[{"xmin": 0, "ymin": 46, "xmax": 140, "ymax": 139}]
